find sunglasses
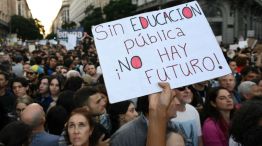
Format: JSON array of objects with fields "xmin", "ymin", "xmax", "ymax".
[
  {"xmin": 177, "ymin": 86, "xmax": 190, "ymax": 91},
  {"xmin": 26, "ymin": 72, "xmax": 36, "ymax": 75}
]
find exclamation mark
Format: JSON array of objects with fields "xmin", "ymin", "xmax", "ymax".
[
  {"xmin": 213, "ymin": 53, "xmax": 223, "ymax": 69},
  {"xmin": 116, "ymin": 69, "xmax": 121, "ymax": 80}
]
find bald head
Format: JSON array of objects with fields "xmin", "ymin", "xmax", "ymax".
[{"xmin": 21, "ymin": 103, "xmax": 45, "ymax": 130}]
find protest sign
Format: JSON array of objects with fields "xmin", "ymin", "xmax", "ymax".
[
  {"xmin": 229, "ymin": 44, "xmax": 239, "ymax": 50},
  {"xmin": 247, "ymin": 30, "xmax": 255, "ymax": 37},
  {"xmin": 67, "ymin": 34, "xmax": 77, "ymax": 50},
  {"xmin": 92, "ymin": 1, "xmax": 231, "ymax": 103},
  {"xmin": 247, "ymin": 38, "xmax": 257, "ymax": 49},
  {"xmin": 238, "ymin": 40, "xmax": 248, "ymax": 49},
  {"xmin": 28, "ymin": 45, "xmax": 36, "ymax": 53},
  {"xmin": 57, "ymin": 27, "xmax": 83, "ymax": 42}
]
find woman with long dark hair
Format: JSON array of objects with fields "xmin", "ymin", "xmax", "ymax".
[{"xmin": 202, "ymin": 87, "xmax": 234, "ymax": 146}]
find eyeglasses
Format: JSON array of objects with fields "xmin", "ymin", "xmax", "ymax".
[{"xmin": 177, "ymin": 86, "xmax": 190, "ymax": 91}]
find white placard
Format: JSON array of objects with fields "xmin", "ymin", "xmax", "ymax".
[
  {"xmin": 229, "ymin": 44, "xmax": 239, "ymax": 50},
  {"xmin": 238, "ymin": 41, "xmax": 248, "ymax": 49},
  {"xmin": 67, "ymin": 34, "xmax": 77, "ymax": 50},
  {"xmin": 247, "ymin": 30, "xmax": 255, "ymax": 37},
  {"xmin": 28, "ymin": 45, "xmax": 36, "ymax": 53},
  {"xmin": 92, "ymin": 1, "xmax": 231, "ymax": 103},
  {"xmin": 39, "ymin": 40, "xmax": 47, "ymax": 45}
]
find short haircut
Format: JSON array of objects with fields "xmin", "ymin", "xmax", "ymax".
[
  {"xmin": 74, "ymin": 86, "xmax": 98, "ymax": 108},
  {"xmin": 11, "ymin": 77, "xmax": 29, "ymax": 87},
  {"xmin": 136, "ymin": 95, "xmax": 149, "ymax": 115},
  {"xmin": 237, "ymin": 81, "xmax": 256, "ymax": 95},
  {"xmin": 0, "ymin": 71, "xmax": 9, "ymax": 81}
]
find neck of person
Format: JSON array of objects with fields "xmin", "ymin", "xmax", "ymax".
[
  {"xmin": 51, "ymin": 94, "xmax": 58, "ymax": 101},
  {"xmin": 33, "ymin": 125, "xmax": 45, "ymax": 133},
  {"xmin": 0, "ymin": 88, "xmax": 6, "ymax": 96},
  {"xmin": 219, "ymin": 110, "xmax": 231, "ymax": 124},
  {"xmin": 41, "ymin": 93, "xmax": 50, "ymax": 98},
  {"xmin": 177, "ymin": 103, "xmax": 186, "ymax": 112}
]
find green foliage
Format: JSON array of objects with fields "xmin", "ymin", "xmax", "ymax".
[
  {"xmin": 45, "ymin": 32, "xmax": 57, "ymax": 40},
  {"xmin": 80, "ymin": 7, "xmax": 105, "ymax": 34},
  {"xmin": 103, "ymin": 0, "xmax": 137, "ymax": 21},
  {"xmin": 62, "ymin": 21, "xmax": 77, "ymax": 30},
  {"xmin": 10, "ymin": 15, "xmax": 43, "ymax": 40}
]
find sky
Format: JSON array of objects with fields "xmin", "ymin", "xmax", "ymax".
[{"xmin": 27, "ymin": 0, "xmax": 62, "ymax": 34}]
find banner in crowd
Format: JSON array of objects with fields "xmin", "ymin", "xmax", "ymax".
[
  {"xmin": 57, "ymin": 27, "xmax": 84, "ymax": 42},
  {"xmin": 92, "ymin": 1, "xmax": 231, "ymax": 103}
]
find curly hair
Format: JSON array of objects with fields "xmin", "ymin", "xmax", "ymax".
[{"xmin": 230, "ymin": 99, "xmax": 262, "ymax": 146}]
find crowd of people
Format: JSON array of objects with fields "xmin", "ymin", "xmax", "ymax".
[{"xmin": 0, "ymin": 35, "xmax": 261, "ymax": 146}]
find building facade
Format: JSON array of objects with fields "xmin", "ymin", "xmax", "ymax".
[
  {"xmin": 53, "ymin": 0, "xmax": 110, "ymax": 32},
  {"xmin": 133, "ymin": 0, "xmax": 262, "ymax": 44},
  {"xmin": 69, "ymin": 0, "xmax": 88, "ymax": 26},
  {"xmin": 52, "ymin": 0, "xmax": 70, "ymax": 33},
  {"xmin": 0, "ymin": 0, "xmax": 31, "ymax": 37}
]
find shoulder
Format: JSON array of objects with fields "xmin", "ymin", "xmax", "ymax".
[
  {"xmin": 185, "ymin": 104, "xmax": 199, "ymax": 116},
  {"xmin": 110, "ymin": 116, "xmax": 147, "ymax": 146},
  {"xmin": 203, "ymin": 118, "xmax": 218, "ymax": 131}
]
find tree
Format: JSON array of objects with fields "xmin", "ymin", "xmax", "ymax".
[
  {"xmin": 45, "ymin": 32, "xmax": 57, "ymax": 40},
  {"xmin": 80, "ymin": 6, "xmax": 105, "ymax": 34},
  {"xmin": 34, "ymin": 18, "xmax": 45, "ymax": 36},
  {"xmin": 10, "ymin": 15, "xmax": 43, "ymax": 40},
  {"xmin": 62, "ymin": 21, "xmax": 77, "ymax": 30},
  {"xmin": 103, "ymin": 0, "xmax": 137, "ymax": 21}
]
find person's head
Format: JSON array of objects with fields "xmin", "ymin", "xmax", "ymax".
[
  {"xmin": 230, "ymin": 100, "xmax": 262, "ymax": 146},
  {"xmin": 46, "ymin": 106, "xmax": 68, "ymax": 135},
  {"xmin": 74, "ymin": 87, "xmax": 106, "ymax": 116},
  {"xmin": 66, "ymin": 70, "xmax": 81, "ymax": 79},
  {"xmin": 81, "ymin": 54, "xmax": 88, "ymax": 65},
  {"xmin": 204, "ymin": 87, "xmax": 233, "ymax": 120},
  {"xmin": 166, "ymin": 127, "xmax": 185, "ymax": 146},
  {"xmin": 241, "ymin": 67, "xmax": 260, "ymax": 81},
  {"xmin": 57, "ymin": 90, "xmax": 76, "ymax": 114},
  {"xmin": 63, "ymin": 76, "xmax": 83, "ymax": 91},
  {"xmin": 137, "ymin": 94, "xmax": 180, "ymax": 119},
  {"xmin": 38, "ymin": 76, "xmax": 50, "ymax": 96},
  {"xmin": 60, "ymin": 67, "xmax": 68, "ymax": 77},
  {"xmin": 0, "ymin": 71, "xmax": 9, "ymax": 90},
  {"xmin": 64, "ymin": 58, "xmax": 75, "ymax": 70},
  {"xmin": 66, "ymin": 107, "xmax": 95, "ymax": 146},
  {"xmin": 238, "ymin": 81, "xmax": 259, "ymax": 100},
  {"xmin": 48, "ymin": 56, "xmax": 58, "ymax": 69},
  {"xmin": 16, "ymin": 97, "xmax": 34, "ymax": 119},
  {"xmin": 228, "ymin": 60, "xmax": 237, "ymax": 73},
  {"xmin": 173, "ymin": 85, "xmax": 193, "ymax": 105},
  {"xmin": 26, "ymin": 68, "xmax": 38, "ymax": 82},
  {"xmin": 108, "ymin": 100, "xmax": 138, "ymax": 133},
  {"xmin": 11, "ymin": 77, "xmax": 29, "ymax": 98},
  {"xmin": 23, "ymin": 63, "xmax": 31, "ymax": 74},
  {"xmin": 20, "ymin": 103, "xmax": 46, "ymax": 131},
  {"xmin": 87, "ymin": 64, "xmax": 96, "ymax": 76},
  {"xmin": 49, "ymin": 75, "xmax": 62, "ymax": 97},
  {"xmin": 0, "ymin": 121, "xmax": 32, "ymax": 146},
  {"xmin": 55, "ymin": 65, "xmax": 63, "ymax": 73},
  {"xmin": 218, "ymin": 74, "xmax": 236, "ymax": 92}
]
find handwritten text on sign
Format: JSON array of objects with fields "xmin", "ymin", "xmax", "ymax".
[{"xmin": 92, "ymin": 1, "xmax": 231, "ymax": 103}]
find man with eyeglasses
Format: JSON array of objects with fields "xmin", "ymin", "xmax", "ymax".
[{"xmin": 170, "ymin": 85, "xmax": 203, "ymax": 146}]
